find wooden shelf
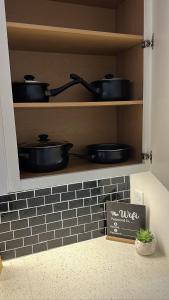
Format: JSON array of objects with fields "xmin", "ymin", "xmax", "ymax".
[
  {"xmin": 7, "ymin": 22, "xmax": 143, "ymax": 55},
  {"xmin": 54, "ymin": 0, "xmax": 124, "ymax": 9},
  {"xmin": 20, "ymin": 157, "xmax": 139, "ymax": 179},
  {"xmin": 14, "ymin": 100, "xmax": 143, "ymax": 109}
]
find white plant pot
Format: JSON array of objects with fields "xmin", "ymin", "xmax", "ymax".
[{"xmin": 135, "ymin": 239, "xmax": 156, "ymax": 256}]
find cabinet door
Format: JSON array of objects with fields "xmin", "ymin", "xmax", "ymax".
[{"xmin": 151, "ymin": 0, "xmax": 169, "ymax": 190}]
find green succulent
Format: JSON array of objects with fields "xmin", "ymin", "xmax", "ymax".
[{"xmin": 136, "ymin": 229, "xmax": 154, "ymax": 243}]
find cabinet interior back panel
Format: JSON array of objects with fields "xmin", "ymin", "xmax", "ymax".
[
  {"xmin": 14, "ymin": 108, "xmax": 117, "ymax": 152},
  {"xmin": 9, "ymin": 50, "xmax": 117, "ymax": 102},
  {"xmin": 116, "ymin": 0, "xmax": 144, "ymax": 35},
  {"xmin": 5, "ymin": 0, "xmax": 115, "ymax": 32}
]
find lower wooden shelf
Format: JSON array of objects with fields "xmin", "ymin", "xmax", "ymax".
[
  {"xmin": 20, "ymin": 157, "xmax": 139, "ymax": 179},
  {"xmin": 14, "ymin": 100, "xmax": 143, "ymax": 109}
]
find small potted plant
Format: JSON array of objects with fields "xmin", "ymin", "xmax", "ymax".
[{"xmin": 135, "ymin": 229, "xmax": 156, "ymax": 256}]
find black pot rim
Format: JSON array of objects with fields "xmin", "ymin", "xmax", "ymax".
[{"xmin": 87, "ymin": 143, "xmax": 130, "ymax": 151}]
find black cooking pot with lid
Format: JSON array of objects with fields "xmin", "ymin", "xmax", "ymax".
[
  {"xmin": 12, "ymin": 75, "xmax": 82, "ymax": 103},
  {"xmin": 70, "ymin": 73, "xmax": 132, "ymax": 101},
  {"xmin": 87, "ymin": 143, "xmax": 130, "ymax": 163},
  {"xmin": 18, "ymin": 134, "xmax": 73, "ymax": 172}
]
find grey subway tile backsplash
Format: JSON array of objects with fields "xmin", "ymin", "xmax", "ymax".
[
  {"xmin": 47, "ymin": 221, "xmax": 62, "ymax": 231},
  {"xmin": 19, "ymin": 208, "xmax": 36, "ymax": 219},
  {"xmin": 32, "ymin": 224, "xmax": 46, "ymax": 235},
  {"xmin": 11, "ymin": 219, "xmax": 28, "ymax": 230},
  {"xmin": 0, "ymin": 222, "xmax": 10, "ymax": 233},
  {"xmin": 17, "ymin": 191, "xmax": 34, "ymax": 200},
  {"xmin": 83, "ymin": 180, "xmax": 97, "ymax": 189},
  {"xmin": 63, "ymin": 218, "xmax": 77, "ymax": 228},
  {"xmin": 37, "ymin": 205, "xmax": 52, "ymax": 216},
  {"xmin": 77, "ymin": 206, "xmax": 90, "ymax": 217},
  {"xmin": 9, "ymin": 200, "xmax": 27, "ymax": 211},
  {"xmin": 55, "ymin": 228, "xmax": 70, "ymax": 239},
  {"xmin": 0, "ymin": 203, "xmax": 8, "ymax": 212},
  {"xmin": 35, "ymin": 188, "xmax": 51, "ymax": 197},
  {"xmin": 46, "ymin": 212, "xmax": 61, "ymax": 223},
  {"xmin": 14, "ymin": 228, "xmax": 31, "ymax": 239},
  {"xmin": 1, "ymin": 211, "xmax": 19, "ymax": 223},
  {"xmin": 27, "ymin": 197, "xmax": 44, "ymax": 208},
  {"xmin": 16, "ymin": 246, "xmax": 32, "ymax": 258},
  {"xmin": 62, "ymin": 209, "xmax": 76, "ymax": 220},
  {"xmin": 29, "ymin": 215, "xmax": 45, "ymax": 227},
  {"xmin": 63, "ymin": 235, "xmax": 77, "ymax": 246},
  {"xmin": 39, "ymin": 231, "xmax": 54, "ymax": 242},
  {"xmin": 68, "ymin": 183, "xmax": 82, "ymax": 191},
  {"xmin": 0, "ymin": 231, "xmax": 13, "ymax": 242},
  {"xmin": 45, "ymin": 194, "xmax": 60, "ymax": 204},
  {"xmin": 76, "ymin": 189, "xmax": 90, "ymax": 199},
  {"xmin": 24, "ymin": 235, "xmax": 39, "ymax": 246},
  {"xmin": 0, "ymin": 175, "xmax": 130, "ymax": 259},
  {"xmin": 78, "ymin": 231, "xmax": 91, "ymax": 242},
  {"xmin": 47, "ymin": 238, "xmax": 62, "ymax": 249},
  {"xmin": 91, "ymin": 187, "xmax": 104, "ymax": 196},
  {"xmin": 54, "ymin": 202, "xmax": 68, "ymax": 212},
  {"xmin": 61, "ymin": 191, "xmax": 75, "ymax": 201},
  {"xmin": 52, "ymin": 185, "xmax": 67, "ymax": 194},
  {"xmin": 1, "ymin": 250, "xmax": 15, "ymax": 260},
  {"xmin": 0, "ymin": 194, "xmax": 16, "ymax": 203},
  {"xmin": 69, "ymin": 198, "xmax": 83, "ymax": 209},
  {"xmin": 98, "ymin": 178, "xmax": 111, "ymax": 186},
  {"xmin": 6, "ymin": 238, "xmax": 23, "ymax": 250},
  {"xmin": 33, "ymin": 242, "xmax": 47, "ymax": 253},
  {"xmin": 71, "ymin": 225, "xmax": 84, "ymax": 235}
]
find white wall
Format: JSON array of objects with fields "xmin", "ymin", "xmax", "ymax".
[{"xmin": 131, "ymin": 172, "xmax": 169, "ymax": 257}]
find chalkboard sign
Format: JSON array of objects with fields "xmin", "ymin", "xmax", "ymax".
[{"xmin": 107, "ymin": 202, "xmax": 146, "ymax": 241}]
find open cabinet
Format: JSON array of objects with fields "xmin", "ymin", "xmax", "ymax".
[{"xmin": 0, "ymin": 0, "xmax": 153, "ymax": 192}]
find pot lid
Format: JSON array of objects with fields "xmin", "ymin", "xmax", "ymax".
[
  {"xmin": 13, "ymin": 75, "xmax": 48, "ymax": 85},
  {"xmin": 19, "ymin": 134, "xmax": 67, "ymax": 149}
]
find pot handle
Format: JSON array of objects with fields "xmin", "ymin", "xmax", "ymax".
[
  {"xmin": 70, "ymin": 73, "xmax": 97, "ymax": 95},
  {"xmin": 64, "ymin": 143, "xmax": 73, "ymax": 151},
  {"xmin": 18, "ymin": 152, "xmax": 30, "ymax": 159},
  {"xmin": 46, "ymin": 76, "xmax": 82, "ymax": 97}
]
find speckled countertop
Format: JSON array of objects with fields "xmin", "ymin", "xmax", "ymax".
[{"xmin": 0, "ymin": 237, "xmax": 169, "ymax": 300}]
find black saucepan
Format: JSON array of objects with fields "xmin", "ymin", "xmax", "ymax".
[
  {"xmin": 12, "ymin": 75, "xmax": 82, "ymax": 103},
  {"xmin": 87, "ymin": 143, "xmax": 130, "ymax": 163},
  {"xmin": 70, "ymin": 73, "xmax": 131, "ymax": 101},
  {"xmin": 18, "ymin": 134, "xmax": 73, "ymax": 172}
]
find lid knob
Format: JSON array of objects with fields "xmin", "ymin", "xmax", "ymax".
[
  {"xmin": 38, "ymin": 134, "xmax": 50, "ymax": 142},
  {"xmin": 24, "ymin": 75, "xmax": 35, "ymax": 81},
  {"xmin": 104, "ymin": 74, "xmax": 114, "ymax": 79}
]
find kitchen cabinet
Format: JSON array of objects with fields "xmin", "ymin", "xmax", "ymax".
[{"xmin": 0, "ymin": 0, "xmax": 154, "ymax": 193}]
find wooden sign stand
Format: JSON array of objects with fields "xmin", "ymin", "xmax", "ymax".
[{"xmin": 106, "ymin": 235, "xmax": 135, "ymax": 245}]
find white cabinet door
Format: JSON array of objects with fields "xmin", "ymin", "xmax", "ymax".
[{"xmin": 151, "ymin": 0, "xmax": 169, "ymax": 190}]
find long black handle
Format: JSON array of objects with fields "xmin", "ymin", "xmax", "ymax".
[
  {"xmin": 47, "ymin": 77, "xmax": 82, "ymax": 97},
  {"xmin": 70, "ymin": 73, "xmax": 97, "ymax": 95}
]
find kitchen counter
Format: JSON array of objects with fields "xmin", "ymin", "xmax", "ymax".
[{"xmin": 0, "ymin": 237, "xmax": 169, "ymax": 300}]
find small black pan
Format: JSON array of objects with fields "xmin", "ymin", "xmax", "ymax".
[{"xmin": 87, "ymin": 143, "xmax": 130, "ymax": 164}]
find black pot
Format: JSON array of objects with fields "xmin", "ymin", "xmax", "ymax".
[
  {"xmin": 12, "ymin": 75, "xmax": 82, "ymax": 103},
  {"xmin": 87, "ymin": 143, "xmax": 130, "ymax": 164},
  {"xmin": 70, "ymin": 73, "xmax": 131, "ymax": 101},
  {"xmin": 18, "ymin": 134, "xmax": 73, "ymax": 172}
]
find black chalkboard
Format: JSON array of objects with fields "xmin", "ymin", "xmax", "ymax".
[{"xmin": 107, "ymin": 202, "xmax": 146, "ymax": 240}]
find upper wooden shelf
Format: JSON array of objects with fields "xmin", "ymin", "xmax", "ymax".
[
  {"xmin": 14, "ymin": 100, "xmax": 143, "ymax": 109},
  {"xmin": 54, "ymin": 0, "xmax": 124, "ymax": 9},
  {"xmin": 7, "ymin": 22, "xmax": 143, "ymax": 55}
]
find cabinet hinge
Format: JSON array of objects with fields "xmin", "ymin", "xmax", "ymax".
[
  {"xmin": 141, "ymin": 34, "xmax": 154, "ymax": 49},
  {"xmin": 141, "ymin": 151, "xmax": 152, "ymax": 163}
]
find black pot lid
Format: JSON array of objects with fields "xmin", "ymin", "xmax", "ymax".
[
  {"xmin": 91, "ymin": 74, "xmax": 129, "ymax": 84},
  {"xmin": 87, "ymin": 143, "xmax": 130, "ymax": 151},
  {"xmin": 20, "ymin": 134, "xmax": 67, "ymax": 149},
  {"xmin": 13, "ymin": 75, "xmax": 49, "ymax": 86}
]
